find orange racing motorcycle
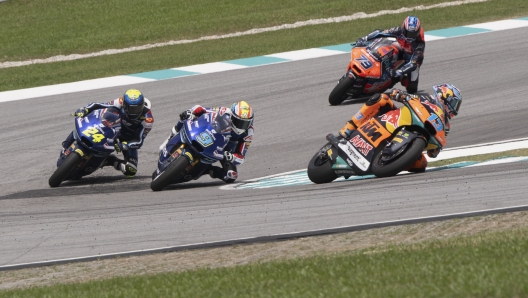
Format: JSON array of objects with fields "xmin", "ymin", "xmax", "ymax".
[
  {"xmin": 329, "ymin": 37, "xmax": 406, "ymax": 105},
  {"xmin": 308, "ymin": 94, "xmax": 447, "ymax": 183}
]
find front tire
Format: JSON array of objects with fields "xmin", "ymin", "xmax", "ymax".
[
  {"xmin": 328, "ymin": 76, "xmax": 354, "ymax": 106},
  {"xmin": 49, "ymin": 152, "xmax": 82, "ymax": 187},
  {"xmin": 307, "ymin": 144, "xmax": 338, "ymax": 184},
  {"xmin": 150, "ymin": 157, "xmax": 191, "ymax": 191},
  {"xmin": 371, "ymin": 138, "xmax": 426, "ymax": 178}
]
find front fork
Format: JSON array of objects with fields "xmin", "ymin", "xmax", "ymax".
[
  {"xmin": 58, "ymin": 142, "xmax": 90, "ymax": 167},
  {"xmin": 381, "ymin": 129, "xmax": 425, "ymax": 161}
]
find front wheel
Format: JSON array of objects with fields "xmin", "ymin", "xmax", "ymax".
[
  {"xmin": 307, "ymin": 144, "xmax": 338, "ymax": 184},
  {"xmin": 49, "ymin": 152, "xmax": 82, "ymax": 187},
  {"xmin": 150, "ymin": 157, "xmax": 191, "ymax": 191},
  {"xmin": 328, "ymin": 76, "xmax": 354, "ymax": 105},
  {"xmin": 371, "ymin": 138, "xmax": 426, "ymax": 178}
]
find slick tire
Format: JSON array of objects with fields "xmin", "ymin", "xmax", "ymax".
[
  {"xmin": 48, "ymin": 152, "xmax": 82, "ymax": 187},
  {"xmin": 307, "ymin": 145, "xmax": 338, "ymax": 184},
  {"xmin": 371, "ymin": 138, "xmax": 426, "ymax": 178},
  {"xmin": 150, "ymin": 157, "xmax": 190, "ymax": 191},
  {"xmin": 328, "ymin": 76, "xmax": 354, "ymax": 106}
]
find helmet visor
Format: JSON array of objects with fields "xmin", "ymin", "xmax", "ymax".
[
  {"xmin": 125, "ymin": 103, "xmax": 144, "ymax": 117},
  {"xmin": 231, "ymin": 115, "xmax": 252, "ymax": 132},
  {"xmin": 404, "ymin": 29, "xmax": 419, "ymax": 40},
  {"xmin": 445, "ymin": 96, "xmax": 462, "ymax": 116}
]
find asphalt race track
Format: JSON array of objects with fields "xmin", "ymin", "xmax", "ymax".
[{"xmin": 1, "ymin": 27, "xmax": 527, "ymax": 266}]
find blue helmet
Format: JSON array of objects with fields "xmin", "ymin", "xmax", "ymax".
[
  {"xmin": 402, "ymin": 16, "xmax": 421, "ymax": 42},
  {"xmin": 122, "ymin": 89, "xmax": 145, "ymax": 119}
]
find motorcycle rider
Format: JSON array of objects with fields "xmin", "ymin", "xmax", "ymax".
[
  {"xmin": 355, "ymin": 15, "xmax": 425, "ymax": 94},
  {"xmin": 61, "ymin": 89, "xmax": 154, "ymax": 178},
  {"xmin": 159, "ymin": 101, "xmax": 254, "ymax": 183},
  {"xmin": 339, "ymin": 83, "xmax": 462, "ymax": 172}
]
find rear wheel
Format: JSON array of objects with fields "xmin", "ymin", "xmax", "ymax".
[
  {"xmin": 150, "ymin": 157, "xmax": 190, "ymax": 191},
  {"xmin": 307, "ymin": 144, "xmax": 338, "ymax": 184},
  {"xmin": 371, "ymin": 138, "xmax": 426, "ymax": 178},
  {"xmin": 49, "ymin": 152, "xmax": 82, "ymax": 187},
  {"xmin": 328, "ymin": 76, "xmax": 355, "ymax": 105}
]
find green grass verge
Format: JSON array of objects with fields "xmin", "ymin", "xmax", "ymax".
[
  {"xmin": 3, "ymin": 227, "xmax": 528, "ymax": 297},
  {"xmin": 428, "ymin": 148, "xmax": 528, "ymax": 167},
  {"xmin": 1, "ymin": 0, "xmax": 528, "ymax": 92}
]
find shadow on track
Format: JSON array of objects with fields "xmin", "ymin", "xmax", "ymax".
[
  {"xmin": 1, "ymin": 176, "xmax": 228, "ymax": 200},
  {"xmin": 0, "ymin": 175, "xmax": 151, "ymax": 200}
]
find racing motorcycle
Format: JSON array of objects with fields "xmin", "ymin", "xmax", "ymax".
[
  {"xmin": 151, "ymin": 112, "xmax": 232, "ymax": 191},
  {"xmin": 328, "ymin": 37, "xmax": 406, "ymax": 105},
  {"xmin": 308, "ymin": 95, "xmax": 447, "ymax": 183},
  {"xmin": 49, "ymin": 108, "xmax": 122, "ymax": 187}
]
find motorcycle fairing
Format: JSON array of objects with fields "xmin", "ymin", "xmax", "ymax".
[
  {"xmin": 56, "ymin": 108, "xmax": 120, "ymax": 180},
  {"xmin": 154, "ymin": 113, "xmax": 231, "ymax": 184},
  {"xmin": 380, "ymin": 130, "xmax": 422, "ymax": 158}
]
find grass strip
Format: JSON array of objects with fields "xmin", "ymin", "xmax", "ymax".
[{"xmin": 2, "ymin": 224, "xmax": 528, "ymax": 297}]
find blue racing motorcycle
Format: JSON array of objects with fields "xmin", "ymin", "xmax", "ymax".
[
  {"xmin": 48, "ymin": 108, "xmax": 122, "ymax": 187},
  {"xmin": 151, "ymin": 113, "xmax": 232, "ymax": 191}
]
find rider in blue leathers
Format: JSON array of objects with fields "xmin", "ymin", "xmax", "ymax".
[
  {"xmin": 60, "ymin": 89, "xmax": 154, "ymax": 177},
  {"xmin": 159, "ymin": 101, "xmax": 254, "ymax": 183}
]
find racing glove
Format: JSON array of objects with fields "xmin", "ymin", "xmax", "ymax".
[
  {"xmin": 355, "ymin": 38, "xmax": 367, "ymax": 47},
  {"xmin": 391, "ymin": 69, "xmax": 403, "ymax": 78},
  {"xmin": 74, "ymin": 107, "xmax": 89, "ymax": 118},
  {"xmin": 223, "ymin": 151, "xmax": 234, "ymax": 163},
  {"xmin": 114, "ymin": 141, "xmax": 128, "ymax": 153},
  {"xmin": 179, "ymin": 109, "xmax": 193, "ymax": 121},
  {"xmin": 427, "ymin": 148, "xmax": 440, "ymax": 158},
  {"xmin": 389, "ymin": 89, "xmax": 408, "ymax": 102}
]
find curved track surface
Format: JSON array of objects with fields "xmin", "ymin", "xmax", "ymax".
[{"xmin": 1, "ymin": 28, "xmax": 527, "ymax": 266}]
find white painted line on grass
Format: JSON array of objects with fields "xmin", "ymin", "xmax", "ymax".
[{"xmin": 0, "ymin": 0, "xmax": 489, "ymax": 69}]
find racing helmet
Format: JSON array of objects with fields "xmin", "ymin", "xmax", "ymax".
[
  {"xmin": 230, "ymin": 101, "xmax": 254, "ymax": 135},
  {"xmin": 122, "ymin": 89, "xmax": 145, "ymax": 119},
  {"xmin": 402, "ymin": 16, "xmax": 421, "ymax": 42},
  {"xmin": 432, "ymin": 83, "xmax": 462, "ymax": 119}
]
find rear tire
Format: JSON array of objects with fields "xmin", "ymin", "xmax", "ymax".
[
  {"xmin": 329, "ymin": 76, "xmax": 354, "ymax": 106},
  {"xmin": 49, "ymin": 152, "xmax": 82, "ymax": 187},
  {"xmin": 371, "ymin": 138, "xmax": 426, "ymax": 178},
  {"xmin": 150, "ymin": 157, "xmax": 190, "ymax": 191},
  {"xmin": 307, "ymin": 144, "xmax": 338, "ymax": 184}
]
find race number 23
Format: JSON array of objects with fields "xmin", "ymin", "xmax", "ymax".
[{"xmin": 82, "ymin": 127, "xmax": 105, "ymax": 143}]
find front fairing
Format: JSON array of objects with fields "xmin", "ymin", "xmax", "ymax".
[
  {"xmin": 181, "ymin": 113, "xmax": 230, "ymax": 163},
  {"xmin": 156, "ymin": 113, "xmax": 231, "ymax": 177},
  {"xmin": 74, "ymin": 108, "xmax": 120, "ymax": 155}
]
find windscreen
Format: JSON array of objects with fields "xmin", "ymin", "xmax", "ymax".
[{"xmin": 100, "ymin": 107, "xmax": 121, "ymax": 128}]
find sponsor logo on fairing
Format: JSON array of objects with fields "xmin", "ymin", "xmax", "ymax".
[
  {"xmin": 335, "ymin": 169, "xmax": 355, "ymax": 175},
  {"xmin": 350, "ymin": 135, "xmax": 373, "ymax": 156},
  {"xmin": 338, "ymin": 142, "xmax": 370, "ymax": 171},
  {"xmin": 381, "ymin": 112, "xmax": 400, "ymax": 127}
]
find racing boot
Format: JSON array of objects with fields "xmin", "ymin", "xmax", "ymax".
[
  {"xmin": 158, "ymin": 123, "xmax": 183, "ymax": 153},
  {"xmin": 60, "ymin": 131, "xmax": 75, "ymax": 156},
  {"xmin": 405, "ymin": 153, "xmax": 427, "ymax": 173},
  {"xmin": 104, "ymin": 155, "xmax": 137, "ymax": 178},
  {"xmin": 339, "ymin": 93, "xmax": 395, "ymax": 139},
  {"xmin": 209, "ymin": 162, "xmax": 238, "ymax": 184}
]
